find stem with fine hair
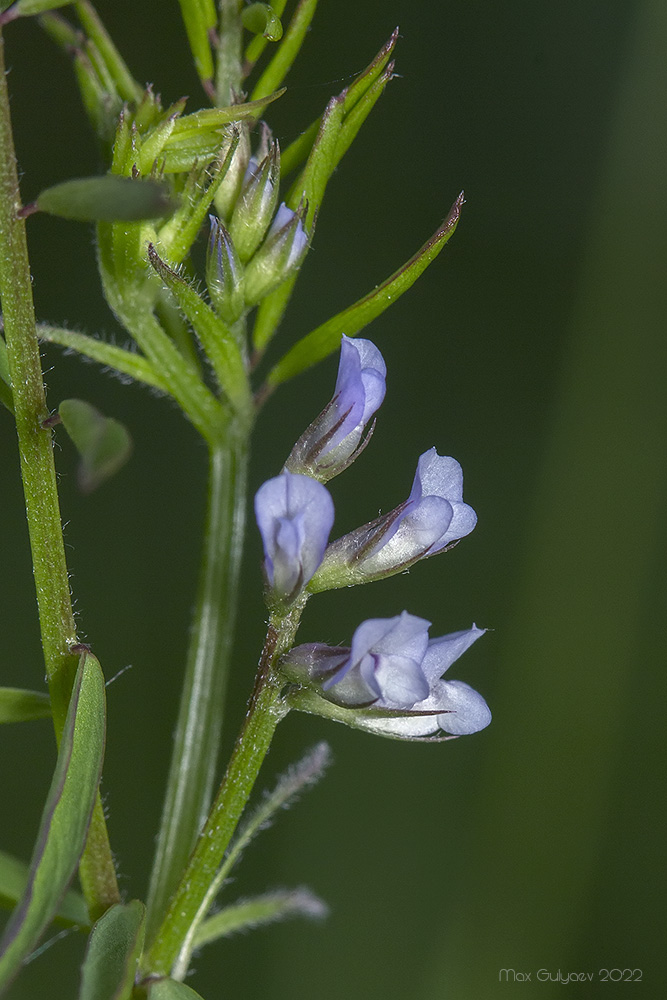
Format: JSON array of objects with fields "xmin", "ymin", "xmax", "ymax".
[
  {"xmin": 145, "ymin": 433, "xmax": 250, "ymax": 944},
  {"xmin": 143, "ymin": 607, "xmax": 306, "ymax": 977},
  {"xmin": 0, "ymin": 25, "xmax": 119, "ymax": 918}
]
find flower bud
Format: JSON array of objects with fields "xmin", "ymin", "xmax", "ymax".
[
  {"xmin": 254, "ymin": 472, "xmax": 335, "ymax": 604},
  {"xmin": 229, "ymin": 140, "xmax": 280, "ymax": 263},
  {"xmin": 285, "ymin": 335, "xmax": 386, "ymax": 482},
  {"xmin": 213, "ymin": 126, "xmax": 251, "ymax": 221},
  {"xmin": 206, "ymin": 215, "xmax": 245, "ymax": 325},
  {"xmin": 244, "ymin": 203, "xmax": 309, "ymax": 306}
]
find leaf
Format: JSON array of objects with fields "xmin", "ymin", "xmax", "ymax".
[
  {"xmin": 78, "ymin": 901, "xmax": 145, "ymax": 1000},
  {"xmin": 280, "ymin": 26, "xmax": 399, "ymax": 177},
  {"xmin": 59, "ymin": 398, "xmax": 132, "ymax": 494},
  {"xmin": 0, "ymin": 850, "xmax": 89, "ymax": 928},
  {"xmin": 1, "ymin": 0, "xmax": 70, "ymax": 22},
  {"xmin": 74, "ymin": 1, "xmax": 143, "ymax": 104},
  {"xmin": 167, "ymin": 90, "xmax": 285, "ymax": 141},
  {"xmin": 34, "ymin": 176, "xmax": 172, "ymax": 222},
  {"xmin": 251, "ymin": 96, "xmax": 344, "ymax": 352},
  {"xmin": 38, "ymin": 326, "xmax": 170, "ymax": 393},
  {"xmin": 244, "ymin": 0, "xmax": 287, "ymax": 66},
  {"xmin": 0, "ymin": 336, "xmax": 13, "ymax": 413},
  {"xmin": 266, "ymin": 193, "xmax": 464, "ymax": 386},
  {"xmin": 194, "ymin": 889, "xmax": 327, "ymax": 948},
  {"xmin": 0, "ymin": 652, "xmax": 106, "ymax": 992},
  {"xmin": 250, "ymin": 0, "xmax": 319, "ymax": 101},
  {"xmin": 146, "ymin": 245, "xmax": 251, "ymax": 417},
  {"xmin": 0, "ymin": 687, "xmax": 51, "ymax": 724},
  {"xmin": 242, "ymin": 3, "xmax": 283, "ymax": 42},
  {"xmin": 148, "ymin": 981, "xmax": 206, "ymax": 1000},
  {"xmin": 176, "ymin": 0, "xmax": 215, "ymax": 87}
]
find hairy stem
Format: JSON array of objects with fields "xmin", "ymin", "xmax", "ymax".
[
  {"xmin": 143, "ymin": 618, "xmax": 295, "ymax": 977},
  {"xmin": 0, "ymin": 26, "xmax": 119, "ymax": 918},
  {"xmin": 145, "ymin": 435, "xmax": 250, "ymax": 944}
]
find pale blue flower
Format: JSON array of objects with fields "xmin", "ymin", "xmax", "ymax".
[
  {"xmin": 285, "ymin": 336, "xmax": 386, "ymax": 482},
  {"xmin": 254, "ymin": 472, "xmax": 335, "ymax": 601},
  {"xmin": 284, "ymin": 615, "xmax": 490, "ymax": 739}
]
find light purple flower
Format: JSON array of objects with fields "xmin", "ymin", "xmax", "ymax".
[
  {"xmin": 254, "ymin": 472, "xmax": 335, "ymax": 601},
  {"xmin": 360, "ymin": 448, "xmax": 477, "ymax": 574},
  {"xmin": 283, "ymin": 615, "xmax": 490, "ymax": 740},
  {"xmin": 324, "ymin": 612, "xmax": 431, "ymax": 707},
  {"xmin": 362, "ymin": 625, "xmax": 491, "ymax": 737},
  {"xmin": 285, "ymin": 336, "xmax": 386, "ymax": 483},
  {"xmin": 309, "ymin": 448, "xmax": 477, "ymax": 590}
]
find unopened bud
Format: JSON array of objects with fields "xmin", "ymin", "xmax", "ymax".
[
  {"xmin": 213, "ymin": 126, "xmax": 251, "ymax": 221},
  {"xmin": 206, "ymin": 215, "xmax": 245, "ymax": 325},
  {"xmin": 244, "ymin": 203, "xmax": 308, "ymax": 305},
  {"xmin": 229, "ymin": 140, "xmax": 280, "ymax": 262}
]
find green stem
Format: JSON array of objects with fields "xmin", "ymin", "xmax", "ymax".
[
  {"xmin": 143, "ymin": 622, "xmax": 290, "ymax": 977},
  {"xmin": 145, "ymin": 434, "xmax": 250, "ymax": 944},
  {"xmin": 216, "ymin": 0, "xmax": 243, "ymax": 107},
  {"xmin": 0, "ymin": 26, "xmax": 119, "ymax": 919}
]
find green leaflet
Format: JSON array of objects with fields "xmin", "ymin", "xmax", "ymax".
[
  {"xmin": 0, "ymin": 850, "xmax": 89, "ymax": 927},
  {"xmin": 251, "ymin": 96, "xmax": 344, "ymax": 352},
  {"xmin": 1, "ymin": 0, "xmax": 70, "ymax": 20},
  {"xmin": 242, "ymin": 3, "xmax": 283, "ymax": 42},
  {"xmin": 34, "ymin": 176, "xmax": 172, "ymax": 223},
  {"xmin": 147, "ymin": 245, "xmax": 252, "ymax": 418},
  {"xmin": 193, "ymin": 889, "xmax": 326, "ymax": 948},
  {"xmin": 59, "ymin": 399, "xmax": 132, "ymax": 494},
  {"xmin": 177, "ymin": 0, "xmax": 215, "ymax": 87},
  {"xmin": 74, "ymin": 2, "xmax": 143, "ymax": 104},
  {"xmin": 267, "ymin": 193, "xmax": 464, "ymax": 386},
  {"xmin": 78, "ymin": 900, "xmax": 145, "ymax": 1000},
  {"xmin": 0, "ymin": 652, "xmax": 106, "ymax": 992},
  {"xmin": 280, "ymin": 26, "xmax": 398, "ymax": 178},
  {"xmin": 244, "ymin": 0, "xmax": 287, "ymax": 67},
  {"xmin": 38, "ymin": 326, "xmax": 170, "ymax": 393},
  {"xmin": 0, "ymin": 687, "xmax": 51, "ymax": 724}
]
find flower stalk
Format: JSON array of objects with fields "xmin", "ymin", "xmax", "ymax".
[
  {"xmin": 143, "ymin": 613, "xmax": 296, "ymax": 977},
  {"xmin": 145, "ymin": 434, "xmax": 250, "ymax": 944}
]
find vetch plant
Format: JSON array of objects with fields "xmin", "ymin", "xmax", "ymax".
[{"xmin": 0, "ymin": 2, "xmax": 490, "ymax": 997}]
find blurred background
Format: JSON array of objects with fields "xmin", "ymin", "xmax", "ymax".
[{"xmin": 1, "ymin": 1, "xmax": 665, "ymax": 997}]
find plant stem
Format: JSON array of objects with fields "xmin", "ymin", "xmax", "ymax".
[
  {"xmin": 143, "ymin": 623, "xmax": 289, "ymax": 977},
  {"xmin": 145, "ymin": 434, "xmax": 249, "ymax": 944},
  {"xmin": 0, "ymin": 26, "xmax": 119, "ymax": 918},
  {"xmin": 216, "ymin": 0, "xmax": 243, "ymax": 107}
]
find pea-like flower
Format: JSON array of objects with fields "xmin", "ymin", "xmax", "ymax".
[
  {"xmin": 282, "ymin": 613, "xmax": 490, "ymax": 740},
  {"xmin": 310, "ymin": 448, "xmax": 477, "ymax": 590},
  {"xmin": 285, "ymin": 335, "xmax": 387, "ymax": 483},
  {"xmin": 254, "ymin": 472, "xmax": 335, "ymax": 602}
]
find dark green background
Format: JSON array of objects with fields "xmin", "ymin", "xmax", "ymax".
[{"xmin": 1, "ymin": 1, "xmax": 665, "ymax": 997}]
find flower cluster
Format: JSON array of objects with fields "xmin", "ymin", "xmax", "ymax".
[
  {"xmin": 253, "ymin": 336, "xmax": 490, "ymax": 741},
  {"xmin": 206, "ymin": 130, "xmax": 308, "ymax": 325}
]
